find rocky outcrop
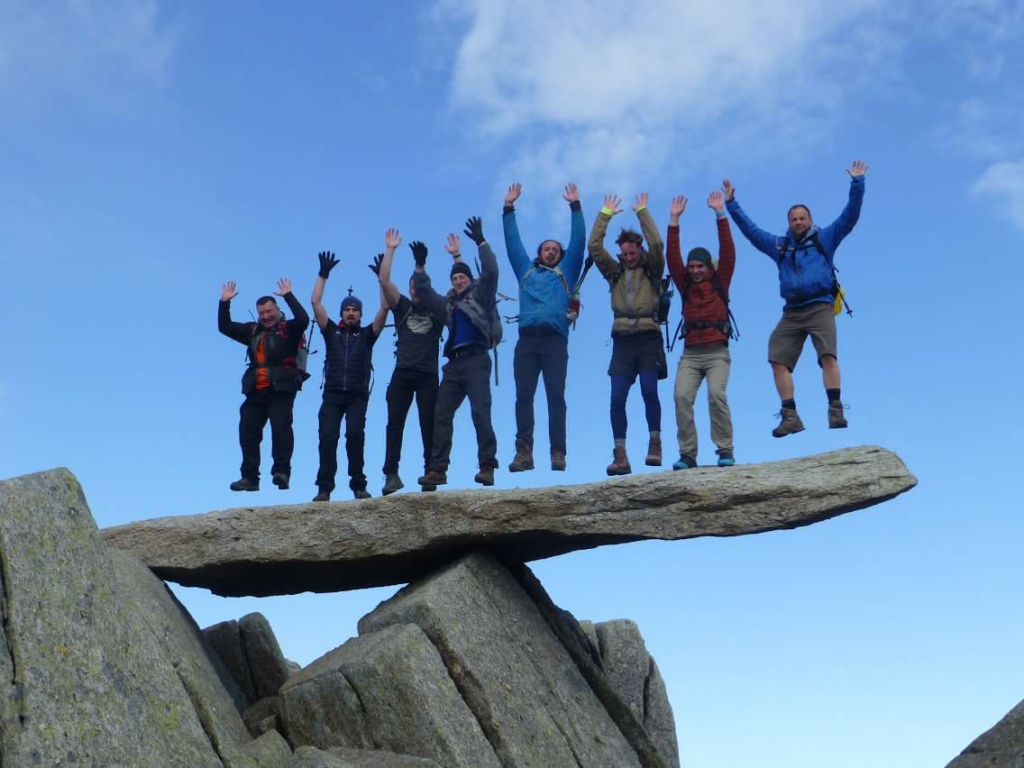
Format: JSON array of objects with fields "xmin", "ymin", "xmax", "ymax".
[
  {"xmin": 946, "ymin": 698, "xmax": 1024, "ymax": 767},
  {"xmin": 289, "ymin": 746, "xmax": 441, "ymax": 767},
  {"xmin": 102, "ymin": 445, "xmax": 917, "ymax": 597},
  {"xmin": 0, "ymin": 468, "xmax": 288, "ymax": 766}
]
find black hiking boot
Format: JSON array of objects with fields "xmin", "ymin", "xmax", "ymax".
[
  {"xmin": 474, "ymin": 466, "xmax": 495, "ymax": 486},
  {"xmin": 382, "ymin": 474, "xmax": 404, "ymax": 496},
  {"xmin": 312, "ymin": 489, "xmax": 331, "ymax": 502},
  {"xmin": 828, "ymin": 401, "xmax": 849, "ymax": 429},
  {"xmin": 272, "ymin": 473, "xmax": 290, "ymax": 490},
  {"xmin": 508, "ymin": 439, "xmax": 535, "ymax": 472},
  {"xmin": 418, "ymin": 470, "xmax": 447, "ymax": 487},
  {"xmin": 230, "ymin": 478, "xmax": 259, "ymax": 492},
  {"xmin": 772, "ymin": 407, "xmax": 805, "ymax": 438},
  {"xmin": 353, "ymin": 488, "xmax": 371, "ymax": 500},
  {"xmin": 551, "ymin": 452, "xmax": 566, "ymax": 471}
]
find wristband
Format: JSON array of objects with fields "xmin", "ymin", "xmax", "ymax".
[
  {"xmin": 600, "ymin": 206, "xmax": 616, "ymax": 216},
  {"xmin": 569, "ymin": 200, "xmax": 582, "ymax": 211},
  {"xmin": 715, "ymin": 210, "xmax": 727, "ymax": 218}
]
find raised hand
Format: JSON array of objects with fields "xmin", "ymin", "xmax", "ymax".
[
  {"xmin": 669, "ymin": 195, "xmax": 688, "ymax": 222},
  {"xmin": 707, "ymin": 191, "xmax": 724, "ymax": 212},
  {"xmin": 274, "ymin": 278, "xmax": 293, "ymax": 296},
  {"xmin": 385, "ymin": 228, "xmax": 402, "ymax": 249},
  {"xmin": 632, "ymin": 192, "xmax": 649, "ymax": 212},
  {"xmin": 847, "ymin": 159, "xmax": 868, "ymax": 177},
  {"xmin": 445, "ymin": 233, "xmax": 461, "ymax": 257},
  {"xmin": 563, "ymin": 182, "xmax": 580, "ymax": 204},
  {"xmin": 722, "ymin": 179, "xmax": 735, "ymax": 202},
  {"xmin": 463, "ymin": 216, "xmax": 485, "ymax": 246},
  {"xmin": 505, "ymin": 183, "xmax": 522, "ymax": 206},
  {"xmin": 602, "ymin": 195, "xmax": 623, "ymax": 214},
  {"xmin": 318, "ymin": 250, "xmax": 339, "ymax": 279},
  {"xmin": 368, "ymin": 253, "xmax": 385, "ymax": 276},
  {"xmin": 409, "ymin": 240, "xmax": 428, "ymax": 267},
  {"xmin": 221, "ymin": 281, "xmax": 238, "ymax": 302}
]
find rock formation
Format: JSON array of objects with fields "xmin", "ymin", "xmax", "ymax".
[
  {"xmin": 946, "ymin": 698, "xmax": 1024, "ymax": 767},
  {"xmin": 102, "ymin": 445, "xmax": 917, "ymax": 597}
]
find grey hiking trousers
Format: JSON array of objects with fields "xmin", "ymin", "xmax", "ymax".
[{"xmin": 673, "ymin": 342, "xmax": 733, "ymax": 459}]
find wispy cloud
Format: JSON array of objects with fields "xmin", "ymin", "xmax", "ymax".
[
  {"xmin": 0, "ymin": 0, "xmax": 177, "ymax": 100},
  {"xmin": 432, "ymin": 0, "xmax": 889, "ymax": 192},
  {"xmin": 972, "ymin": 161, "xmax": 1024, "ymax": 229}
]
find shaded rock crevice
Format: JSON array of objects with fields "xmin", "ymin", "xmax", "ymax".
[{"xmin": 175, "ymin": 664, "xmax": 228, "ymax": 767}]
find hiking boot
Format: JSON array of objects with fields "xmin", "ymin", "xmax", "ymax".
[
  {"xmin": 508, "ymin": 440, "xmax": 534, "ymax": 472},
  {"xmin": 229, "ymin": 478, "xmax": 259, "ymax": 492},
  {"xmin": 382, "ymin": 474, "xmax": 404, "ymax": 496},
  {"xmin": 772, "ymin": 407, "xmax": 805, "ymax": 438},
  {"xmin": 673, "ymin": 454, "xmax": 696, "ymax": 470},
  {"xmin": 645, "ymin": 436, "xmax": 663, "ymax": 467},
  {"xmin": 420, "ymin": 483, "xmax": 437, "ymax": 492},
  {"xmin": 551, "ymin": 452, "xmax": 566, "ymax": 471},
  {"xmin": 717, "ymin": 451, "xmax": 735, "ymax": 467},
  {"xmin": 312, "ymin": 489, "xmax": 331, "ymax": 502},
  {"xmin": 353, "ymin": 488, "xmax": 371, "ymax": 500},
  {"xmin": 272, "ymin": 473, "xmax": 290, "ymax": 490},
  {"xmin": 828, "ymin": 401, "xmax": 849, "ymax": 429},
  {"xmin": 606, "ymin": 446, "xmax": 632, "ymax": 476},
  {"xmin": 474, "ymin": 466, "xmax": 495, "ymax": 486},
  {"xmin": 418, "ymin": 470, "xmax": 447, "ymax": 487}
]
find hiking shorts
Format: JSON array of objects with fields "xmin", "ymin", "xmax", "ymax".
[
  {"xmin": 768, "ymin": 301, "xmax": 837, "ymax": 372},
  {"xmin": 608, "ymin": 331, "xmax": 665, "ymax": 379}
]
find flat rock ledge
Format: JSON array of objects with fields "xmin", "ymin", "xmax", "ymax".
[{"xmin": 102, "ymin": 445, "xmax": 916, "ymax": 597}]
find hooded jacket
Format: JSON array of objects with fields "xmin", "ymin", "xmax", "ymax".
[
  {"xmin": 666, "ymin": 215, "xmax": 736, "ymax": 347},
  {"xmin": 588, "ymin": 206, "xmax": 666, "ymax": 336}
]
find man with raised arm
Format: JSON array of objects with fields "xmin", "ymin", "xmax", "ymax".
[
  {"xmin": 414, "ymin": 218, "xmax": 501, "ymax": 488},
  {"xmin": 373, "ymin": 228, "xmax": 446, "ymax": 496},
  {"xmin": 502, "ymin": 181, "xmax": 585, "ymax": 473},
  {"xmin": 666, "ymin": 190, "xmax": 737, "ymax": 470},
  {"xmin": 218, "ymin": 278, "xmax": 309, "ymax": 492},
  {"xmin": 588, "ymin": 192, "xmax": 667, "ymax": 476},
  {"xmin": 725, "ymin": 160, "xmax": 867, "ymax": 436},
  {"xmin": 310, "ymin": 252, "xmax": 388, "ymax": 501}
]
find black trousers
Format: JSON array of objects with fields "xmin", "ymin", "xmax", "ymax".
[
  {"xmin": 513, "ymin": 329, "xmax": 569, "ymax": 455},
  {"xmin": 239, "ymin": 389, "xmax": 296, "ymax": 482},
  {"xmin": 383, "ymin": 367, "xmax": 439, "ymax": 475},
  {"xmin": 316, "ymin": 390, "xmax": 369, "ymax": 492},
  {"xmin": 430, "ymin": 350, "xmax": 497, "ymax": 471}
]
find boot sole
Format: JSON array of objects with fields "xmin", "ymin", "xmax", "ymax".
[
  {"xmin": 474, "ymin": 476, "xmax": 495, "ymax": 486},
  {"xmin": 772, "ymin": 426, "xmax": 805, "ymax": 438},
  {"xmin": 829, "ymin": 422, "xmax": 848, "ymax": 429},
  {"xmin": 645, "ymin": 458, "xmax": 662, "ymax": 467},
  {"xmin": 230, "ymin": 485, "xmax": 259, "ymax": 492},
  {"xmin": 508, "ymin": 463, "xmax": 534, "ymax": 472},
  {"xmin": 272, "ymin": 476, "xmax": 290, "ymax": 490},
  {"xmin": 551, "ymin": 463, "xmax": 566, "ymax": 471},
  {"xmin": 606, "ymin": 468, "xmax": 632, "ymax": 476},
  {"xmin": 420, "ymin": 484, "xmax": 437, "ymax": 492}
]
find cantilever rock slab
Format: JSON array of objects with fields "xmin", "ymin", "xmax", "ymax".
[{"xmin": 102, "ymin": 445, "xmax": 916, "ymax": 597}]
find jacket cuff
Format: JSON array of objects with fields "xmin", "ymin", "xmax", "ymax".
[
  {"xmin": 569, "ymin": 201, "xmax": 582, "ymax": 212},
  {"xmin": 600, "ymin": 206, "xmax": 616, "ymax": 216},
  {"xmin": 503, "ymin": 205, "xmax": 515, "ymax": 215}
]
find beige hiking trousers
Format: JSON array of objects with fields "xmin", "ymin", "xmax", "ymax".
[{"xmin": 673, "ymin": 342, "xmax": 733, "ymax": 459}]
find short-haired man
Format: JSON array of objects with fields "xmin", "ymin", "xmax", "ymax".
[
  {"xmin": 588, "ymin": 193, "xmax": 667, "ymax": 475},
  {"xmin": 502, "ymin": 181, "xmax": 585, "ymax": 472},
  {"xmin": 311, "ymin": 252, "xmax": 388, "ymax": 501},
  {"xmin": 725, "ymin": 160, "xmax": 867, "ymax": 435},
  {"xmin": 415, "ymin": 218, "xmax": 500, "ymax": 488},
  {"xmin": 666, "ymin": 190, "xmax": 737, "ymax": 470},
  {"xmin": 374, "ymin": 228, "xmax": 446, "ymax": 496},
  {"xmin": 218, "ymin": 279, "xmax": 309, "ymax": 491}
]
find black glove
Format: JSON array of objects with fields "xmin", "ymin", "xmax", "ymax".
[
  {"xmin": 463, "ymin": 216, "xmax": 485, "ymax": 246},
  {"xmin": 409, "ymin": 241, "xmax": 428, "ymax": 267},
  {"xmin": 318, "ymin": 251, "xmax": 339, "ymax": 279},
  {"xmin": 368, "ymin": 253, "xmax": 384, "ymax": 276}
]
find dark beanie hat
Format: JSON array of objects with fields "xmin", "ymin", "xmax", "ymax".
[
  {"xmin": 340, "ymin": 295, "xmax": 363, "ymax": 313},
  {"xmin": 451, "ymin": 262, "xmax": 473, "ymax": 280},
  {"xmin": 687, "ymin": 247, "xmax": 713, "ymax": 267}
]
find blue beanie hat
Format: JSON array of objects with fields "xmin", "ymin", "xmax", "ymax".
[{"xmin": 340, "ymin": 295, "xmax": 363, "ymax": 313}]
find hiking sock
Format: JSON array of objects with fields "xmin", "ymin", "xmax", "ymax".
[
  {"xmin": 826, "ymin": 388, "xmax": 841, "ymax": 404},
  {"xmin": 614, "ymin": 438, "xmax": 626, "ymax": 449},
  {"xmin": 649, "ymin": 430, "xmax": 660, "ymax": 439},
  {"xmin": 782, "ymin": 399, "xmax": 796, "ymax": 410}
]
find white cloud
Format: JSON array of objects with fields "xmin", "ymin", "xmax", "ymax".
[
  {"xmin": 433, "ymin": 0, "xmax": 889, "ymax": 191},
  {"xmin": 972, "ymin": 161, "xmax": 1024, "ymax": 229},
  {"xmin": 0, "ymin": 0, "xmax": 177, "ymax": 98}
]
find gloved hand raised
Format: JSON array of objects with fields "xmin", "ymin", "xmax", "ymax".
[
  {"xmin": 409, "ymin": 241, "xmax": 428, "ymax": 267},
  {"xmin": 368, "ymin": 253, "xmax": 385, "ymax": 276},
  {"xmin": 463, "ymin": 216, "xmax": 485, "ymax": 246},
  {"xmin": 318, "ymin": 251, "xmax": 339, "ymax": 279}
]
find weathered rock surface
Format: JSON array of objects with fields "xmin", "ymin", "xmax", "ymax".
[
  {"xmin": 205, "ymin": 619, "xmax": 259, "ymax": 706},
  {"xmin": 241, "ymin": 612, "xmax": 293, "ymax": 699},
  {"xmin": 359, "ymin": 552, "xmax": 643, "ymax": 767},
  {"xmin": 102, "ymin": 445, "xmax": 917, "ymax": 596},
  {"xmin": 279, "ymin": 623, "xmax": 499, "ymax": 766},
  {"xmin": 947, "ymin": 698, "xmax": 1024, "ymax": 768},
  {"xmin": 0, "ymin": 469, "xmax": 263, "ymax": 766},
  {"xmin": 289, "ymin": 746, "xmax": 441, "ymax": 767}
]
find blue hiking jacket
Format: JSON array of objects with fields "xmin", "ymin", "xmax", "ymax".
[
  {"xmin": 726, "ymin": 176, "xmax": 865, "ymax": 308},
  {"xmin": 502, "ymin": 204, "xmax": 586, "ymax": 336}
]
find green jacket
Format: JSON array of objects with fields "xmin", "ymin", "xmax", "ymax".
[{"xmin": 588, "ymin": 206, "xmax": 665, "ymax": 336}]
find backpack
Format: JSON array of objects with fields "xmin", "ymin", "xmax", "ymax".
[
  {"xmin": 247, "ymin": 320, "xmax": 312, "ymax": 386},
  {"xmin": 783, "ymin": 231, "xmax": 853, "ymax": 317},
  {"xmin": 668, "ymin": 272, "xmax": 740, "ymax": 353}
]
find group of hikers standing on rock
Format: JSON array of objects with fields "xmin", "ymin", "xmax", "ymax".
[{"xmin": 218, "ymin": 160, "xmax": 868, "ymax": 500}]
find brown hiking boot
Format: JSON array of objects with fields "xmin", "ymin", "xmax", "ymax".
[
  {"xmin": 645, "ymin": 436, "xmax": 662, "ymax": 467},
  {"xmin": 474, "ymin": 466, "xmax": 495, "ymax": 486},
  {"xmin": 417, "ymin": 469, "xmax": 447, "ymax": 487},
  {"xmin": 508, "ymin": 439, "xmax": 535, "ymax": 472},
  {"xmin": 606, "ymin": 446, "xmax": 632, "ymax": 476},
  {"xmin": 772, "ymin": 407, "xmax": 805, "ymax": 438},
  {"xmin": 828, "ymin": 401, "xmax": 849, "ymax": 429},
  {"xmin": 551, "ymin": 452, "xmax": 566, "ymax": 471}
]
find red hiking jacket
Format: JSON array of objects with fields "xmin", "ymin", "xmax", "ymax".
[{"xmin": 666, "ymin": 217, "xmax": 736, "ymax": 347}]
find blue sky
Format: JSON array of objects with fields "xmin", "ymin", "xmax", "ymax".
[{"xmin": 2, "ymin": 1, "xmax": 1022, "ymax": 766}]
